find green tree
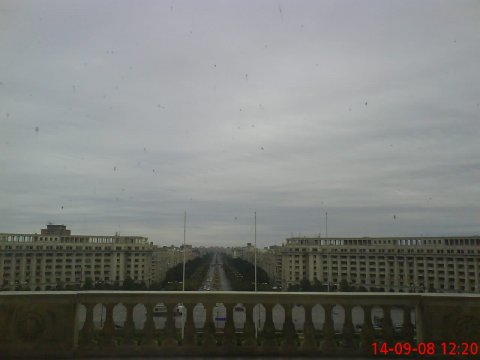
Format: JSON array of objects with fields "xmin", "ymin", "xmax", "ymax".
[
  {"xmin": 287, "ymin": 283, "xmax": 302, "ymax": 292},
  {"xmin": 311, "ymin": 279, "xmax": 328, "ymax": 292},
  {"xmin": 82, "ymin": 277, "xmax": 94, "ymax": 290},
  {"xmin": 122, "ymin": 277, "xmax": 135, "ymax": 290},
  {"xmin": 339, "ymin": 279, "xmax": 352, "ymax": 292},
  {"xmin": 300, "ymin": 278, "xmax": 313, "ymax": 291}
]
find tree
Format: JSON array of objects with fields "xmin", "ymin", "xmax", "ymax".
[
  {"xmin": 312, "ymin": 279, "xmax": 328, "ymax": 292},
  {"xmin": 122, "ymin": 277, "xmax": 135, "ymax": 290},
  {"xmin": 339, "ymin": 279, "xmax": 352, "ymax": 292},
  {"xmin": 82, "ymin": 277, "xmax": 94, "ymax": 290},
  {"xmin": 299, "ymin": 278, "xmax": 313, "ymax": 291},
  {"xmin": 287, "ymin": 283, "xmax": 302, "ymax": 292}
]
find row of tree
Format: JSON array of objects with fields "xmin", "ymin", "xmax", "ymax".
[
  {"xmin": 287, "ymin": 278, "xmax": 367, "ymax": 292},
  {"xmin": 287, "ymin": 278, "xmax": 439, "ymax": 292},
  {"xmin": 222, "ymin": 255, "xmax": 272, "ymax": 291},
  {"xmin": 155, "ymin": 253, "xmax": 213, "ymax": 290}
]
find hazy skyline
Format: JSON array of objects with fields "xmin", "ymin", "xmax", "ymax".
[{"xmin": 1, "ymin": 0, "xmax": 479, "ymax": 247}]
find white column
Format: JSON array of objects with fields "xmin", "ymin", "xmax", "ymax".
[
  {"xmin": 0, "ymin": 254, "xmax": 4, "ymax": 285},
  {"xmin": 454, "ymin": 258, "xmax": 459, "ymax": 291},
  {"xmin": 19, "ymin": 254, "xmax": 26, "ymax": 285},
  {"xmin": 30, "ymin": 256, "xmax": 37, "ymax": 289},
  {"xmin": 10, "ymin": 255, "xmax": 16, "ymax": 288},
  {"xmin": 474, "ymin": 259, "xmax": 479, "ymax": 292},
  {"xmin": 40, "ymin": 254, "xmax": 47, "ymax": 290},
  {"xmin": 61, "ymin": 254, "xmax": 66, "ymax": 284},
  {"xmin": 394, "ymin": 258, "xmax": 399, "ymax": 289},
  {"xmin": 444, "ymin": 258, "xmax": 449, "ymax": 291}
]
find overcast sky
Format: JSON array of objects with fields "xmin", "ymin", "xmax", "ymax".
[{"xmin": 1, "ymin": 0, "xmax": 479, "ymax": 247}]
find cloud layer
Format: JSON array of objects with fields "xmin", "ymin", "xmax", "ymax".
[{"xmin": 1, "ymin": 0, "xmax": 479, "ymax": 247}]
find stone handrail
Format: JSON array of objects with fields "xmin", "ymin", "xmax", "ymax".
[{"xmin": 0, "ymin": 291, "xmax": 479, "ymax": 358}]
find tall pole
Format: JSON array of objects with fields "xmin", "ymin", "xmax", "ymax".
[
  {"xmin": 254, "ymin": 211, "xmax": 257, "ymax": 292},
  {"xmin": 254, "ymin": 211, "xmax": 259, "ymax": 339},
  {"xmin": 182, "ymin": 210, "xmax": 186, "ymax": 291},
  {"xmin": 325, "ymin": 212, "xmax": 328, "ymax": 238}
]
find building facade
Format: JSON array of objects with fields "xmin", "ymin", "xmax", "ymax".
[
  {"xmin": 280, "ymin": 236, "xmax": 480, "ymax": 293},
  {"xmin": 0, "ymin": 225, "xmax": 154, "ymax": 290}
]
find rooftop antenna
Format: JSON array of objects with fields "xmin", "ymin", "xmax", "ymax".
[
  {"xmin": 319, "ymin": 210, "xmax": 322, "ymax": 238},
  {"xmin": 254, "ymin": 211, "xmax": 257, "ymax": 292},
  {"xmin": 254, "ymin": 211, "xmax": 259, "ymax": 339},
  {"xmin": 325, "ymin": 212, "xmax": 328, "ymax": 237},
  {"xmin": 182, "ymin": 210, "xmax": 186, "ymax": 291}
]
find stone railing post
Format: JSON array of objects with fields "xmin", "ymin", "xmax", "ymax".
[
  {"xmin": 282, "ymin": 304, "xmax": 296, "ymax": 352},
  {"xmin": 142, "ymin": 303, "xmax": 157, "ymax": 346},
  {"xmin": 415, "ymin": 301, "xmax": 425, "ymax": 342},
  {"xmin": 80, "ymin": 303, "xmax": 95, "ymax": 346},
  {"xmin": 203, "ymin": 302, "xmax": 217, "ymax": 348},
  {"xmin": 242, "ymin": 303, "xmax": 256, "ymax": 347},
  {"xmin": 182, "ymin": 303, "xmax": 197, "ymax": 348},
  {"xmin": 101, "ymin": 303, "xmax": 116, "ymax": 346},
  {"xmin": 123, "ymin": 303, "xmax": 136, "ymax": 345},
  {"xmin": 261, "ymin": 303, "xmax": 276, "ymax": 350},
  {"xmin": 162, "ymin": 303, "xmax": 178, "ymax": 348},
  {"xmin": 401, "ymin": 306, "xmax": 414, "ymax": 342},
  {"xmin": 301, "ymin": 304, "xmax": 317, "ymax": 352},
  {"xmin": 0, "ymin": 293, "xmax": 78, "ymax": 358},
  {"xmin": 342, "ymin": 305, "xmax": 355, "ymax": 350},
  {"xmin": 360, "ymin": 305, "xmax": 374, "ymax": 354},
  {"xmin": 382, "ymin": 305, "xmax": 394, "ymax": 342},
  {"xmin": 319, "ymin": 304, "xmax": 336, "ymax": 355},
  {"xmin": 223, "ymin": 303, "xmax": 236, "ymax": 347}
]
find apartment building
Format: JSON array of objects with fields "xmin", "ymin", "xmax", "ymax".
[
  {"xmin": 0, "ymin": 225, "xmax": 153, "ymax": 290},
  {"xmin": 280, "ymin": 236, "xmax": 480, "ymax": 293}
]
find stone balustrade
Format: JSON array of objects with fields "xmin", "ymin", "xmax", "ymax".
[{"xmin": 0, "ymin": 291, "xmax": 479, "ymax": 358}]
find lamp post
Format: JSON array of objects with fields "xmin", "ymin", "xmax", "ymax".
[
  {"xmin": 182, "ymin": 210, "xmax": 186, "ymax": 291},
  {"xmin": 254, "ymin": 211, "xmax": 260, "ymax": 338},
  {"xmin": 254, "ymin": 211, "xmax": 257, "ymax": 293}
]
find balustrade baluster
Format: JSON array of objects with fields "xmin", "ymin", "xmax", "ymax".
[
  {"xmin": 282, "ymin": 304, "xmax": 296, "ymax": 351},
  {"xmin": 401, "ymin": 306, "xmax": 414, "ymax": 342},
  {"xmin": 342, "ymin": 305, "xmax": 355, "ymax": 350},
  {"xmin": 182, "ymin": 303, "xmax": 196, "ymax": 347},
  {"xmin": 319, "ymin": 304, "xmax": 336, "ymax": 354},
  {"xmin": 242, "ymin": 303, "xmax": 256, "ymax": 347},
  {"xmin": 123, "ymin": 303, "xmax": 136, "ymax": 345},
  {"xmin": 223, "ymin": 303, "xmax": 236, "ymax": 347},
  {"xmin": 101, "ymin": 303, "xmax": 115, "ymax": 346},
  {"xmin": 162, "ymin": 303, "xmax": 178, "ymax": 348},
  {"xmin": 80, "ymin": 303, "xmax": 95, "ymax": 346},
  {"xmin": 360, "ymin": 305, "xmax": 374, "ymax": 354},
  {"xmin": 261, "ymin": 303, "xmax": 276, "ymax": 350},
  {"xmin": 301, "ymin": 304, "xmax": 317, "ymax": 352},
  {"xmin": 142, "ymin": 303, "xmax": 157, "ymax": 346},
  {"xmin": 382, "ymin": 306, "xmax": 394, "ymax": 342},
  {"xmin": 203, "ymin": 303, "xmax": 217, "ymax": 348}
]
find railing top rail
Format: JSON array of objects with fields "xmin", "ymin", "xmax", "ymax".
[
  {"xmin": 2, "ymin": 291, "xmax": 479, "ymax": 307},
  {"xmin": 2, "ymin": 290, "xmax": 480, "ymax": 296}
]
